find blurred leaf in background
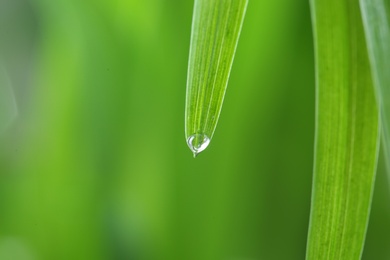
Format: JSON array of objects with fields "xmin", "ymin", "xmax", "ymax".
[
  {"xmin": 360, "ymin": 0, "xmax": 390, "ymax": 177},
  {"xmin": 0, "ymin": 0, "xmax": 389, "ymax": 260},
  {"xmin": 0, "ymin": 65, "xmax": 17, "ymax": 133}
]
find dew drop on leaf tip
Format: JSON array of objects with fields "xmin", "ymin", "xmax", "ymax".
[{"xmin": 186, "ymin": 133, "xmax": 210, "ymax": 158}]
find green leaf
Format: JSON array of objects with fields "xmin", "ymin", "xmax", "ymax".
[
  {"xmin": 0, "ymin": 64, "xmax": 17, "ymax": 133},
  {"xmin": 360, "ymin": 0, "xmax": 390, "ymax": 174},
  {"xmin": 306, "ymin": 0, "xmax": 380, "ymax": 259},
  {"xmin": 185, "ymin": 0, "xmax": 248, "ymax": 157}
]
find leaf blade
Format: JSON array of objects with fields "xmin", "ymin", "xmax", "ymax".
[
  {"xmin": 360, "ymin": 0, "xmax": 390, "ymax": 176},
  {"xmin": 306, "ymin": 0, "xmax": 380, "ymax": 258},
  {"xmin": 185, "ymin": 0, "xmax": 248, "ymax": 156}
]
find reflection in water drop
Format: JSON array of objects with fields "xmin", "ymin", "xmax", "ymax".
[{"xmin": 186, "ymin": 133, "xmax": 210, "ymax": 157}]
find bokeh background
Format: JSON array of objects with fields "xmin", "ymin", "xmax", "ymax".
[{"xmin": 1, "ymin": 0, "xmax": 389, "ymax": 259}]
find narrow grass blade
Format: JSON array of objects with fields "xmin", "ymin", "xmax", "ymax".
[
  {"xmin": 0, "ymin": 64, "xmax": 17, "ymax": 134},
  {"xmin": 306, "ymin": 0, "xmax": 380, "ymax": 259},
  {"xmin": 185, "ymin": 0, "xmax": 248, "ymax": 157},
  {"xmin": 360, "ymin": 0, "xmax": 390, "ymax": 175}
]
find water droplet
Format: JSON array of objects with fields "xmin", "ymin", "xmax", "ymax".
[{"xmin": 186, "ymin": 133, "xmax": 210, "ymax": 157}]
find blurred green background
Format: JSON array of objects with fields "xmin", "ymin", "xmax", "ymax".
[{"xmin": 1, "ymin": 0, "xmax": 390, "ymax": 259}]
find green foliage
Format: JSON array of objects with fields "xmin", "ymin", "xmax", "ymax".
[
  {"xmin": 1, "ymin": 0, "xmax": 390, "ymax": 259},
  {"xmin": 360, "ymin": 0, "xmax": 390, "ymax": 174},
  {"xmin": 306, "ymin": 0, "xmax": 381, "ymax": 258},
  {"xmin": 185, "ymin": 0, "xmax": 248, "ymax": 156},
  {"xmin": 0, "ymin": 64, "xmax": 17, "ymax": 133}
]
